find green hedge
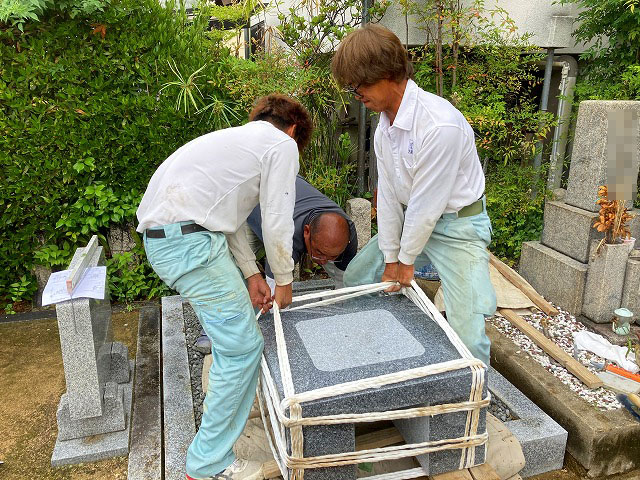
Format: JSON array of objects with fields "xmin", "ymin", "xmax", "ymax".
[{"xmin": 0, "ymin": 0, "xmax": 234, "ymax": 308}]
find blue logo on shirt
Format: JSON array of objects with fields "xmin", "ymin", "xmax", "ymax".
[{"xmin": 408, "ymin": 140, "xmax": 414, "ymax": 154}]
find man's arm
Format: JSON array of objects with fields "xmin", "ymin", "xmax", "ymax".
[
  {"xmin": 398, "ymin": 125, "xmax": 464, "ymax": 266},
  {"xmin": 226, "ymin": 222, "xmax": 260, "ymax": 279},
  {"xmin": 260, "ymin": 140, "xmax": 299, "ymax": 308}
]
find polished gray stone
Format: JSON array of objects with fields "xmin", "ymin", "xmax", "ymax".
[
  {"xmin": 128, "ymin": 306, "xmax": 162, "ymax": 480},
  {"xmin": 583, "ymin": 241, "xmax": 635, "ymax": 323},
  {"xmin": 295, "ymin": 309, "xmax": 425, "ymax": 371},
  {"xmin": 541, "ymin": 201, "xmax": 602, "ymax": 264},
  {"xmin": 565, "ymin": 101, "xmax": 640, "ymax": 213},
  {"xmin": 622, "ymin": 258, "xmax": 640, "ymax": 324},
  {"xmin": 488, "ymin": 367, "xmax": 567, "ymax": 477},
  {"xmin": 51, "ymin": 361, "xmax": 134, "ymax": 466},
  {"xmin": 519, "ymin": 241, "xmax": 588, "ymax": 315},
  {"xmin": 162, "ymin": 296, "xmax": 196, "ymax": 480},
  {"xmin": 259, "ymin": 294, "xmax": 488, "ymax": 478}
]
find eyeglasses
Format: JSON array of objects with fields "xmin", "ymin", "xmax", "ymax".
[
  {"xmin": 345, "ymin": 83, "xmax": 364, "ymax": 98},
  {"xmin": 309, "ymin": 237, "xmax": 344, "ymax": 264}
]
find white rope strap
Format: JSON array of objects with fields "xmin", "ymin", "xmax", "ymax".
[{"xmin": 260, "ymin": 282, "xmax": 488, "ymax": 479}]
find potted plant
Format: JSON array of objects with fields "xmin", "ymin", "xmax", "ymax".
[{"xmin": 582, "ymin": 186, "xmax": 636, "ymax": 323}]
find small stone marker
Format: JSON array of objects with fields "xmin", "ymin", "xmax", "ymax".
[{"xmin": 51, "ymin": 239, "xmax": 133, "ymax": 466}]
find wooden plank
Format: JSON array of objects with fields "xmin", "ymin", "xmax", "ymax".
[
  {"xmin": 355, "ymin": 427, "xmax": 404, "ymax": 451},
  {"xmin": 489, "ymin": 252, "xmax": 559, "ymax": 316},
  {"xmin": 430, "ymin": 469, "xmax": 474, "ymax": 480},
  {"xmin": 262, "ymin": 460, "xmax": 281, "ymax": 479},
  {"xmin": 468, "ymin": 463, "xmax": 500, "ymax": 480},
  {"xmin": 66, "ymin": 235, "xmax": 99, "ymax": 294},
  {"xmin": 500, "ymin": 308, "xmax": 603, "ymax": 389}
]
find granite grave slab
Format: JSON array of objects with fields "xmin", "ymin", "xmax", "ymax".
[{"xmin": 259, "ymin": 293, "xmax": 488, "ymax": 479}]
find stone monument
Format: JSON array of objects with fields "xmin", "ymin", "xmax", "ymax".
[
  {"xmin": 258, "ymin": 293, "xmax": 488, "ymax": 479},
  {"xmin": 520, "ymin": 100, "xmax": 640, "ymax": 319},
  {"xmin": 51, "ymin": 239, "xmax": 134, "ymax": 466}
]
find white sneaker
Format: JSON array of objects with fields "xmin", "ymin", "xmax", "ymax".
[{"xmin": 187, "ymin": 458, "xmax": 263, "ymax": 480}]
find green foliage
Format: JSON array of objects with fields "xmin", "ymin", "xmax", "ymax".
[
  {"xmin": 106, "ymin": 248, "xmax": 172, "ymax": 303},
  {"xmin": 0, "ymin": 0, "xmax": 231, "ymax": 308},
  {"xmin": 485, "ymin": 165, "xmax": 545, "ymax": 263},
  {"xmin": 0, "ymin": 0, "xmax": 106, "ymax": 31}
]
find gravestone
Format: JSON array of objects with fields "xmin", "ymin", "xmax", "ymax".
[
  {"xmin": 51, "ymin": 241, "xmax": 134, "ymax": 466},
  {"xmin": 259, "ymin": 294, "xmax": 488, "ymax": 479},
  {"xmin": 520, "ymin": 100, "xmax": 640, "ymax": 317}
]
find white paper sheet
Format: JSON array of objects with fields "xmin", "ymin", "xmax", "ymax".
[{"xmin": 41, "ymin": 266, "xmax": 106, "ymax": 306}]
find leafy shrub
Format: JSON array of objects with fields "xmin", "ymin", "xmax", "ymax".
[
  {"xmin": 0, "ymin": 0, "xmax": 233, "ymax": 308},
  {"xmin": 485, "ymin": 164, "xmax": 545, "ymax": 263}
]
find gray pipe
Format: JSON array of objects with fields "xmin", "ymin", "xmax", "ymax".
[
  {"xmin": 356, "ymin": 0, "xmax": 371, "ymax": 195},
  {"xmin": 547, "ymin": 55, "xmax": 578, "ymax": 190}
]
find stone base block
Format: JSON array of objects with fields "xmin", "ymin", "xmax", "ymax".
[
  {"xmin": 298, "ymin": 424, "xmax": 356, "ymax": 480},
  {"xmin": 346, "ymin": 198, "xmax": 371, "ymax": 251},
  {"xmin": 541, "ymin": 201, "xmax": 603, "ymax": 264},
  {"xmin": 622, "ymin": 258, "xmax": 640, "ymax": 323},
  {"xmin": 98, "ymin": 341, "xmax": 130, "ymax": 384},
  {"xmin": 51, "ymin": 361, "xmax": 134, "ymax": 466},
  {"xmin": 582, "ymin": 242, "xmax": 634, "ymax": 323},
  {"xmin": 519, "ymin": 242, "xmax": 588, "ymax": 315},
  {"xmin": 56, "ymin": 381, "xmax": 125, "ymax": 440},
  {"xmin": 488, "ymin": 367, "xmax": 567, "ymax": 477}
]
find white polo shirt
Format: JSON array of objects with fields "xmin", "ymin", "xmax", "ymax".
[
  {"xmin": 375, "ymin": 79, "xmax": 485, "ymax": 266},
  {"xmin": 136, "ymin": 121, "xmax": 299, "ymax": 285}
]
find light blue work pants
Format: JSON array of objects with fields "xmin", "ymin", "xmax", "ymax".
[
  {"xmin": 343, "ymin": 209, "xmax": 496, "ymax": 365},
  {"xmin": 143, "ymin": 222, "xmax": 264, "ymax": 479}
]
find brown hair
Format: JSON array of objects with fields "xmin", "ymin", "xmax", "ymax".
[
  {"xmin": 331, "ymin": 24, "xmax": 413, "ymax": 88},
  {"xmin": 249, "ymin": 94, "xmax": 314, "ymax": 152}
]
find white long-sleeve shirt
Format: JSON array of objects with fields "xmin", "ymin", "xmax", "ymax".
[
  {"xmin": 375, "ymin": 79, "xmax": 485, "ymax": 266},
  {"xmin": 136, "ymin": 121, "xmax": 299, "ymax": 285}
]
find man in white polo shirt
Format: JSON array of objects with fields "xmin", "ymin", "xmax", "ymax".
[
  {"xmin": 331, "ymin": 24, "xmax": 496, "ymax": 365},
  {"xmin": 136, "ymin": 94, "xmax": 313, "ymax": 480}
]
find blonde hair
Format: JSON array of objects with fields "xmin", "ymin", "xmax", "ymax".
[{"xmin": 331, "ymin": 24, "xmax": 413, "ymax": 88}]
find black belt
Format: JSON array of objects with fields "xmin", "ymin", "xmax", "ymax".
[{"xmin": 145, "ymin": 223, "xmax": 208, "ymax": 239}]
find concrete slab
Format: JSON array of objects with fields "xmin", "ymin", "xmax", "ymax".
[
  {"xmin": 128, "ymin": 306, "xmax": 162, "ymax": 480},
  {"xmin": 488, "ymin": 324, "xmax": 640, "ymax": 478},
  {"xmin": 162, "ymin": 295, "xmax": 196, "ymax": 480},
  {"xmin": 519, "ymin": 241, "xmax": 588, "ymax": 315},
  {"xmin": 488, "ymin": 367, "xmax": 567, "ymax": 477},
  {"xmin": 51, "ymin": 361, "xmax": 134, "ymax": 466}
]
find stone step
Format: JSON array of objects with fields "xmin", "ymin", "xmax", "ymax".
[{"xmin": 518, "ymin": 242, "xmax": 588, "ymax": 316}]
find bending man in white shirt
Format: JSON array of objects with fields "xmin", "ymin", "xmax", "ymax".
[
  {"xmin": 331, "ymin": 24, "xmax": 496, "ymax": 365},
  {"xmin": 136, "ymin": 94, "xmax": 313, "ymax": 480}
]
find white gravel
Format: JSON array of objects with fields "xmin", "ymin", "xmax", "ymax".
[{"xmin": 489, "ymin": 307, "xmax": 622, "ymax": 411}]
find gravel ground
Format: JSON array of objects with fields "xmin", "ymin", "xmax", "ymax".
[
  {"xmin": 489, "ymin": 307, "xmax": 622, "ymax": 411},
  {"xmin": 184, "ymin": 303, "xmax": 206, "ymax": 429}
]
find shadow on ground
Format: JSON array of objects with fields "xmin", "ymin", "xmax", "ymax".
[{"xmin": 0, "ymin": 310, "xmax": 138, "ymax": 479}]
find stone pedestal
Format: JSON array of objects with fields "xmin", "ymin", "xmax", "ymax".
[
  {"xmin": 346, "ymin": 198, "xmax": 371, "ymax": 251},
  {"xmin": 519, "ymin": 242, "xmax": 588, "ymax": 315},
  {"xmin": 582, "ymin": 242, "xmax": 635, "ymax": 323},
  {"xmin": 541, "ymin": 201, "xmax": 603, "ymax": 264},
  {"xmin": 259, "ymin": 294, "xmax": 487, "ymax": 479}
]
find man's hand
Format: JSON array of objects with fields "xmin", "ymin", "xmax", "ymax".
[
  {"xmin": 274, "ymin": 283, "xmax": 293, "ymax": 310},
  {"xmin": 382, "ymin": 262, "xmax": 414, "ymax": 292},
  {"xmin": 247, "ymin": 274, "xmax": 273, "ymax": 313},
  {"xmin": 397, "ymin": 262, "xmax": 414, "ymax": 288},
  {"xmin": 382, "ymin": 262, "xmax": 400, "ymax": 292}
]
